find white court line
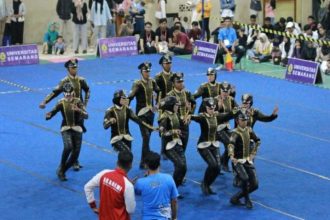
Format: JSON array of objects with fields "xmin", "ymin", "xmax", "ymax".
[
  {"xmin": 257, "ymin": 156, "xmax": 330, "ymax": 181},
  {"xmin": 265, "ymin": 124, "xmax": 330, "ymax": 144}
]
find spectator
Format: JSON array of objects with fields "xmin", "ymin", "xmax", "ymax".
[
  {"xmin": 271, "ymin": 41, "xmax": 281, "ymax": 65},
  {"xmin": 317, "ymin": 25, "xmax": 328, "ymax": 41},
  {"xmin": 56, "ymin": 0, "xmax": 72, "ymax": 46},
  {"xmin": 71, "ymin": 0, "xmax": 88, "ymax": 54},
  {"xmin": 273, "ymin": 17, "xmax": 286, "ymax": 43},
  {"xmin": 42, "ymin": 22, "xmax": 59, "ymax": 54},
  {"xmin": 182, "ymin": 16, "xmax": 190, "ymax": 31},
  {"xmin": 211, "ymin": 20, "xmax": 225, "ymax": 44},
  {"xmin": 286, "ymin": 16, "xmax": 301, "ymax": 34},
  {"xmin": 321, "ymin": 58, "xmax": 330, "ymax": 75},
  {"xmin": 54, "ymin": 35, "xmax": 66, "ymax": 55},
  {"xmin": 301, "ymin": 41, "xmax": 317, "ymax": 61},
  {"xmin": 265, "ymin": 0, "xmax": 276, "ymax": 25},
  {"xmin": 118, "ymin": 15, "xmax": 134, "ymax": 36},
  {"xmin": 220, "ymin": 0, "xmax": 235, "ymax": 18},
  {"xmin": 279, "ymin": 36, "xmax": 293, "ymax": 66},
  {"xmin": 196, "ymin": 0, "xmax": 212, "ymax": 42},
  {"xmin": 135, "ymin": 152, "xmax": 178, "ymax": 220},
  {"xmin": 236, "ymin": 26, "xmax": 247, "ymax": 51},
  {"xmin": 129, "ymin": 0, "xmax": 145, "ymax": 35},
  {"xmin": 263, "ymin": 17, "xmax": 274, "ymax": 40},
  {"xmin": 11, "ymin": 0, "xmax": 26, "ymax": 45},
  {"xmin": 106, "ymin": 0, "xmax": 116, "ymax": 38},
  {"xmin": 250, "ymin": 0, "xmax": 262, "ymax": 17},
  {"xmin": 188, "ymin": 21, "xmax": 201, "ymax": 43},
  {"xmin": 0, "ymin": 0, "xmax": 7, "ymax": 43},
  {"xmin": 155, "ymin": 18, "xmax": 172, "ymax": 54},
  {"xmin": 155, "ymin": 0, "xmax": 166, "ymax": 20},
  {"xmin": 216, "ymin": 17, "xmax": 245, "ymax": 68},
  {"xmin": 246, "ymin": 15, "xmax": 259, "ymax": 49},
  {"xmin": 247, "ymin": 33, "xmax": 272, "ymax": 63},
  {"xmin": 307, "ymin": 15, "xmax": 317, "ymax": 31},
  {"xmin": 90, "ymin": 0, "xmax": 112, "ymax": 49},
  {"xmin": 84, "ymin": 151, "xmax": 136, "ymax": 220},
  {"xmin": 169, "ymin": 25, "xmax": 192, "ymax": 55},
  {"xmin": 139, "ymin": 21, "xmax": 157, "ymax": 54},
  {"xmin": 169, "ymin": 17, "xmax": 186, "ymax": 36},
  {"xmin": 303, "ymin": 24, "xmax": 318, "ymax": 41},
  {"xmin": 291, "ymin": 39, "xmax": 302, "ymax": 59}
]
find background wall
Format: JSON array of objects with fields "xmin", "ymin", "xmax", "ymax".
[{"xmin": 22, "ymin": 0, "xmax": 313, "ymax": 44}]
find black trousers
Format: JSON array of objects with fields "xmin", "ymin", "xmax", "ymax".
[
  {"xmin": 180, "ymin": 124, "xmax": 189, "ymax": 152},
  {"xmin": 198, "ymin": 145, "xmax": 221, "ymax": 187},
  {"xmin": 138, "ymin": 111, "xmax": 154, "ymax": 164},
  {"xmin": 232, "ymin": 162, "xmax": 258, "ymax": 199},
  {"xmin": 11, "ymin": 21, "xmax": 24, "ymax": 44},
  {"xmin": 199, "ymin": 17, "xmax": 210, "ymax": 41},
  {"xmin": 165, "ymin": 144, "xmax": 187, "ymax": 186},
  {"xmin": 60, "ymin": 130, "xmax": 82, "ymax": 173},
  {"xmin": 217, "ymin": 129, "xmax": 231, "ymax": 166},
  {"xmin": 112, "ymin": 139, "xmax": 132, "ymax": 152},
  {"xmin": 216, "ymin": 46, "xmax": 245, "ymax": 64}
]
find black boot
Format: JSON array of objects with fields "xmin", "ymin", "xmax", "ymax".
[
  {"xmin": 200, "ymin": 181, "xmax": 209, "ymax": 195},
  {"xmin": 56, "ymin": 167, "xmax": 67, "ymax": 181},
  {"xmin": 245, "ymin": 197, "xmax": 253, "ymax": 209},
  {"xmin": 230, "ymin": 192, "xmax": 244, "ymax": 206},
  {"xmin": 207, "ymin": 185, "xmax": 217, "ymax": 195}
]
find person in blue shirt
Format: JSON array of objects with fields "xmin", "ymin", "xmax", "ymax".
[
  {"xmin": 216, "ymin": 17, "xmax": 245, "ymax": 69},
  {"xmin": 135, "ymin": 151, "xmax": 178, "ymax": 220}
]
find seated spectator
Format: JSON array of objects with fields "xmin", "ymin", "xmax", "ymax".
[
  {"xmin": 216, "ymin": 17, "xmax": 245, "ymax": 68},
  {"xmin": 155, "ymin": 18, "xmax": 172, "ymax": 54},
  {"xmin": 54, "ymin": 35, "xmax": 66, "ymax": 55},
  {"xmin": 188, "ymin": 21, "xmax": 201, "ymax": 43},
  {"xmin": 169, "ymin": 16, "xmax": 186, "ymax": 36},
  {"xmin": 279, "ymin": 36, "xmax": 293, "ymax": 66},
  {"xmin": 271, "ymin": 43, "xmax": 282, "ymax": 65},
  {"xmin": 301, "ymin": 41, "xmax": 317, "ymax": 61},
  {"xmin": 263, "ymin": 17, "xmax": 274, "ymax": 40},
  {"xmin": 291, "ymin": 39, "xmax": 303, "ymax": 59},
  {"xmin": 247, "ymin": 33, "xmax": 272, "ymax": 63},
  {"xmin": 317, "ymin": 45, "xmax": 330, "ymax": 75},
  {"xmin": 322, "ymin": 58, "xmax": 330, "ymax": 75},
  {"xmin": 236, "ymin": 26, "xmax": 247, "ymax": 52},
  {"xmin": 246, "ymin": 14, "xmax": 260, "ymax": 49},
  {"xmin": 118, "ymin": 15, "xmax": 134, "ymax": 37},
  {"xmin": 317, "ymin": 25, "xmax": 329, "ymax": 41},
  {"xmin": 303, "ymin": 24, "xmax": 318, "ymax": 40},
  {"xmin": 307, "ymin": 15, "xmax": 317, "ymax": 31},
  {"xmin": 286, "ymin": 16, "xmax": 301, "ymax": 34},
  {"xmin": 273, "ymin": 17, "xmax": 286, "ymax": 43},
  {"xmin": 211, "ymin": 20, "xmax": 225, "ymax": 44},
  {"xmin": 169, "ymin": 25, "xmax": 192, "ymax": 55},
  {"xmin": 139, "ymin": 21, "xmax": 157, "ymax": 54},
  {"xmin": 42, "ymin": 22, "xmax": 59, "ymax": 54}
]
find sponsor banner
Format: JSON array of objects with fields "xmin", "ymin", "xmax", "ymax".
[
  {"xmin": 285, "ymin": 58, "xmax": 320, "ymax": 84},
  {"xmin": 191, "ymin": 40, "xmax": 219, "ymax": 64},
  {"xmin": 0, "ymin": 44, "xmax": 39, "ymax": 67},
  {"xmin": 98, "ymin": 36, "xmax": 138, "ymax": 58}
]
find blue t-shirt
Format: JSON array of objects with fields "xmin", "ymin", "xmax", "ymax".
[
  {"xmin": 135, "ymin": 173, "xmax": 178, "ymax": 220},
  {"xmin": 218, "ymin": 27, "xmax": 237, "ymax": 48}
]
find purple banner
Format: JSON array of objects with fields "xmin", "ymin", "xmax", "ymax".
[
  {"xmin": 0, "ymin": 44, "xmax": 39, "ymax": 67},
  {"xmin": 285, "ymin": 58, "xmax": 320, "ymax": 84},
  {"xmin": 98, "ymin": 36, "xmax": 138, "ymax": 58},
  {"xmin": 191, "ymin": 40, "xmax": 219, "ymax": 64}
]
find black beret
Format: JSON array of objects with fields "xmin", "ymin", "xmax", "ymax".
[
  {"xmin": 64, "ymin": 58, "xmax": 78, "ymax": 68},
  {"xmin": 138, "ymin": 62, "xmax": 152, "ymax": 71}
]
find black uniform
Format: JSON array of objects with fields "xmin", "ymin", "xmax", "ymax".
[
  {"xmin": 228, "ymin": 126, "xmax": 260, "ymax": 208},
  {"xmin": 191, "ymin": 110, "xmax": 233, "ymax": 194},
  {"xmin": 159, "ymin": 109, "xmax": 186, "ymax": 187},
  {"xmin": 103, "ymin": 105, "xmax": 154, "ymax": 153},
  {"xmin": 128, "ymin": 63, "xmax": 160, "ymax": 167},
  {"xmin": 167, "ymin": 88, "xmax": 195, "ymax": 152},
  {"xmin": 46, "ymin": 89, "xmax": 88, "ymax": 181}
]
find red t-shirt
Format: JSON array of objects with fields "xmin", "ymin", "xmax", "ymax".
[{"xmin": 177, "ymin": 32, "xmax": 192, "ymax": 52}]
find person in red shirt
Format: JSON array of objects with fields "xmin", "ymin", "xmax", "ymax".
[
  {"xmin": 188, "ymin": 21, "xmax": 202, "ymax": 43},
  {"xmin": 169, "ymin": 25, "xmax": 192, "ymax": 55},
  {"xmin": 84, "ymin": 151, "xmax": 136, "ymax": 220}
]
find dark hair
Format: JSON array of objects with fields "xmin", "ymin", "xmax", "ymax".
[
  {"xmin": 279, "ymin": 17, "xmax": 286, "ymax": 24},
  {"xmin": 224, "ymin": 17, "xmax": 232, "ymax": 21},
  {"xmin": 303, "ymin": 24, "xmax": 311, "ymax": 31},
  {"xmin": 265, "ymin": 17, "xmax": 271, "ymax": 22},
  {"xmin": 57, "ymin": 35, "xmax": 63, "ymax": 39},
  {"xmin": 250, "ymin": 15, "xmax": 257, "ymax": 19},
  {"xmin": 192, "ymin": 21, "xmax": 198, "ymax": 26},
  {"xmin": 117, "ymin": 151, "xmax": 133, "ymax": 170},
  {"xmin": 287, "ymin": 16, "xmax": 293, "ymax": 22},
  {"xmin": 174, "ymin": 25, "xmax": 181, "ymax": 31},
  {"xmin": 145, "ymin": 21, "xmax": 152, "ymax": 26},
  {"xmin": 145, "ymin": 151, "xmax": 160, "ymax": 170},
  {"xmin": 159, "ymin": 18, "xmax": 167, "ymax": 24},
  {"xmin": 308, "ymin": 15, "xmax": 315, "ymax": 20}
]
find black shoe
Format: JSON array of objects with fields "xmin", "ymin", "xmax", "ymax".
[
  {"xmin": 230, "ymin": 197, "xmax": 244, "ymax": 206},
  {"xmin": 200, "ymin": 182, "xmax": 209, "ymax": 195},
  {"xmin": 245, "ymin": 199, "xmax": 253, "ymax": 209},
  {"xmin": 82, "ymin": 50, "xmax": 87, "ymax": 54},
  {"xmin": 56, "ymin": 168, "xmax": 67, "ymax": 181},
  {"xmin": 207, "ymin": 186, "xmax": 217, "ymax": 195}
]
